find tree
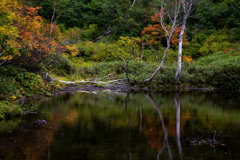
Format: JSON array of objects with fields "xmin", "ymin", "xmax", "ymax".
[
  {"xmin": 0, "ymin": 0, "xmax": 55, "ymax": 69},
  {"xmin": 145, "ymin": 0, "xmax": 181, "ymax": 82},
  {"xmin": 0, "ymin": 0, "xmax": 19, "ymax": 66},
  {"xmin": 175, "ymin": 0, "xmax": 198, "ymax": 84}
]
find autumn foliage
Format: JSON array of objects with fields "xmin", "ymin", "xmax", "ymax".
[
  {"xmin": 0, "ymin": 0, "xmax": 59, "ymax": 69},
  {"xmin": 142, "ymin": 12, "xmax": 187, "ymax": 47}
]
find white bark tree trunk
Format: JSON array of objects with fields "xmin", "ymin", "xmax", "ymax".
[
  {"xmin": 175, "ymin": 0, "xmax": 194, "ymax": 84},
  {"xmin": 145, "ymin": 41, "xmax": 170, "ymax": 82},
  {"xmin": 175, "ymin": 17, "xmax": 186, "ymax": 83}
]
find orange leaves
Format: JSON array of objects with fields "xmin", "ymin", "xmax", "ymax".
[
  {"xmin": 142, "ymin": 9, "xmax": 187, "ymax": 48},
  {"xmin": 25, "ymin": 6, "xmax": 42, "ymax": 16},
  {"xmin": 0, "ymin": 0, "xmax": 58, "ymax": 64},
  {"xmin": 42, "ymin": 23, "xmax": 63, "ymax": 43},
  {"xmin": 142, "ymin": 24, "xmax": 164, "ymax": 43},
  {"xmin": 151, "ymin": 12, "xmax": 164, "ymax": 22}
]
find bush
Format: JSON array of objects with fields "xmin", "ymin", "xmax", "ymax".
[
  {"xmin": 187, "ymin": 54, "xmax": 240, "ymax": 88},
  {"xmin": 0, "ymin": 66, "xmax": 52, "ymax": 100},
  {"xmin": 45, "ymin": 53, "xmax": 76, "ymax": 75},
  {"xmin": 64, "ymin": 37, "xmax": 142, "ymax": 62},
  {"xmin": 0, "ymin": 101, "xmax": 21, "ymax": 120}
]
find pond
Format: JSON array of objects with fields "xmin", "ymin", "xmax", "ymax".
[{"xmin": 0, "ymin": 91, "xmax": 240, "ymax": 160}]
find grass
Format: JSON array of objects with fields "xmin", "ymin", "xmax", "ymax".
[{"xmin": 59, "ymin": 53, "xmax": 240, "ymax": 89}]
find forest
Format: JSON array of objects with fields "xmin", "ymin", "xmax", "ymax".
[{"xmin": 0, "ymin": 0, "xmax": 240, "ymax": 119}]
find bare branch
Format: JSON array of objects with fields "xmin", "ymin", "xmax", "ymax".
[
  {"xmin": 92, "ymin": 29, "xmax": 112, "ymax": 43},
  {"xmin": 0, "ymin": 58, "xmax": 8, "ymax": 66},
  {"xmin": 130, "ymin": 0, "xmax": 136, "ymax": 9},
  {"xmin": 49, "ymin": 6, "xmax": 56, "ymax": 42}
]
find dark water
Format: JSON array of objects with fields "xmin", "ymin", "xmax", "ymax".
[{"xmin": 0, "ymin": 91, "xmax": 240, "ymax": 160}]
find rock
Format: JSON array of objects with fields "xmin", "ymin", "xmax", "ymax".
[{"xmin": 34, "ymin": 119, "xmax": 47, "ymax": 125}]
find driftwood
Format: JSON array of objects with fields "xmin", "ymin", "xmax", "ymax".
[
  {"xmin": 58, "ymin": 73, "xmax": 127, "ymax": 86},
  {"xmin": 59, "ymin": 79, "xmax": 127, "ymax": 86}
]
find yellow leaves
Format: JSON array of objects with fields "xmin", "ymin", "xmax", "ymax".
[
  {"xmin": 0, "ymin": 55, "xmax": 13, "ymax": 60},
  {"xmin": 0, "ymin": 26, "xmax": 19, "ymax": 38},
  {"xmin": 66, "ymin": 44, "xmax": 79, "ymax": 56},
  {"xmin": 0, "ymin": 0, "xmax": 54, "ymax": 64},
  {"xmin": 183, "ymin": 55, "xmax": 192, "ymax": 64},
  {"xmin": 117, "ymin": 36, "xmax": 141, "ymax": 47}
]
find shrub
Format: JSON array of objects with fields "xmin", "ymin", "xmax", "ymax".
[
  {"xmin": 0, "ymin": 101, "xmax": 22, "ymax": 120},
  {"xmin": 0, "ymin": 66, "xmax": 52, "ymax": 100},
  {"xmin": 46, "ymin": 53, "xmax": 76, "ymax": 75}
]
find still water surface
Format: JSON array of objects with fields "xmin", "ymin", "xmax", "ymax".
[{"xmin": 0, "ymin": 91, "xmax": 240, "ymax": 160}]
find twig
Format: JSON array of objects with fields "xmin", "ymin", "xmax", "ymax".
[
  {"xmin": 95, "ymin": 72, "xmax": 115, "ymax": 80},
  {"xmin": 0, "ymin": 57, "xmax": 9, "ymax": 66},
  {"xmin": 126, "ymin": 29, "xmax": 134, "ymax": 84},
  {"xmin": 92, "ymin": 29, "xmax": 112, "ymax": 43}
]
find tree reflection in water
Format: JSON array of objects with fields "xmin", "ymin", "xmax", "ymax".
[
  {"xmin": 175, "ymin": 93, "xmax": 182, "ymax": 160},
  {"xmin": 146, "ymin": 94, "xmax": 173, "ymax": 160},
  {"xmin": 125, "ymin": 92, "xmax": 132, "ymax": 160},
  {"xmin": 145, "ymin": 93, "xmax": 184, "ymax": 160}
]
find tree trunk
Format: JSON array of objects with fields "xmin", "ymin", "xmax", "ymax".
[
  {"xmin": 144, "ymin": 1, "xmax": 181, "ymax": 82},
  {"xmin": 141, "ymin": 34, "xmax": 144, "ymax": 62},
  {"xmin": 145, "ymin": 41, "xmax": 170, "ymax": 82},
  {"xmin": 175, "ymin": 16, "xmax": 187, "ymax": 84},
  {"xmin": 49, "ymin": 6, "xmax": 56, "ymax": 43},
  {"xmin": 175, "ymin": 0, "xmax": 194, "ymax": 84},
  {"xmin": 126, "ymin": 30, "xmax": 134, "ymax": 84}
]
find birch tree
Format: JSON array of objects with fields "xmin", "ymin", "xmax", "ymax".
[
  {"xmin": 145, "ymin": 0, "xmax": 181, "ymax": 82},
  {"xmin": 175, "ymin": 0, "xmax": 195, "ymax": 84}
]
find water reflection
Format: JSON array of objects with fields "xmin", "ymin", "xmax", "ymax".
[
  {"xmin": 175, "ymin": 94, "xmax": 182, "ymax": 160},
  {"xmin": 0, "ymin": 91, "xmax": 240, "ymax": 159},
  {"xmin": 125, "ymin": 92, "xmax": 132, "ymax": 160},
  {"xmin": 146, "ymin": 94, "xmax": 173, "ymax": 160}
]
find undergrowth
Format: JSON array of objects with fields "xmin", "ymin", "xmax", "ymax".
[
  {"xmin": 68, "ymin": 53, "xmax": 240, "ymax": 89},
  {"xmin": 0, "ymin": 65, "xmax": 65, "ymax": 119}
]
